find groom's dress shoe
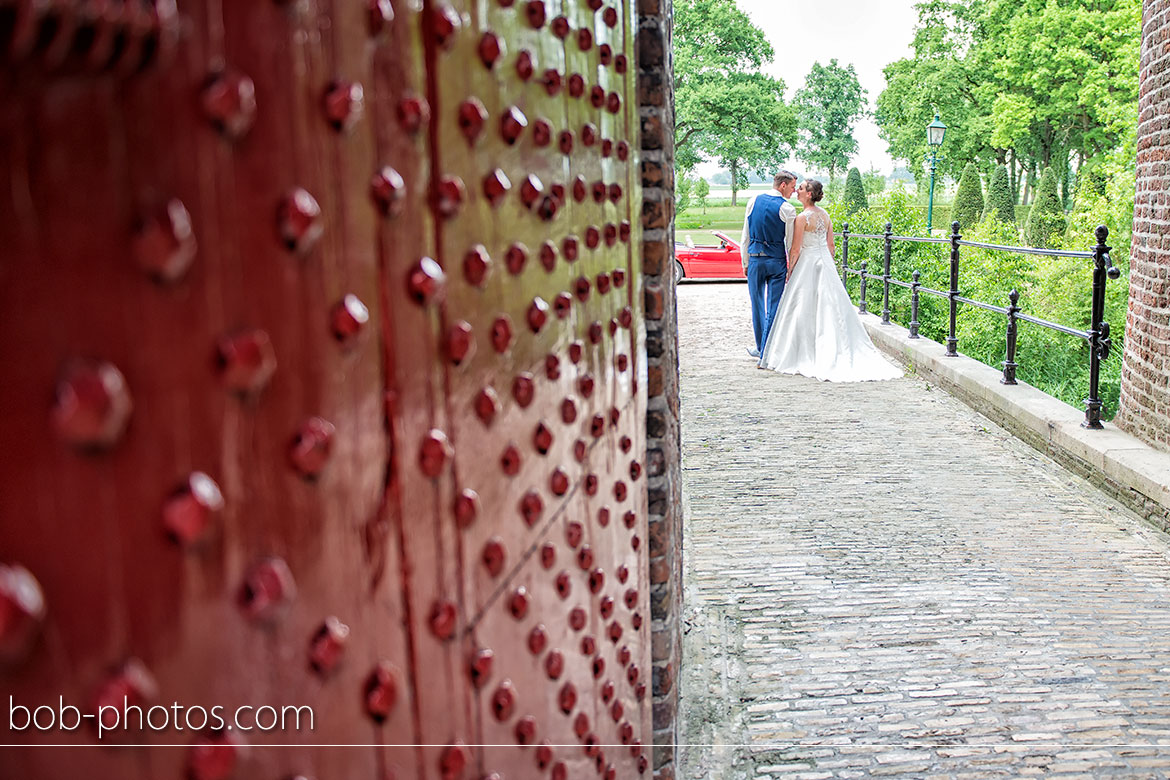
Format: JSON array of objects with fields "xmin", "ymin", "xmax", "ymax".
[{"xmin": 747, "ymin": 347, "xmax": 760, "ymax": 358}]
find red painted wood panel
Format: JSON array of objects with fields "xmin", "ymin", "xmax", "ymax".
[{"xmin": 0, "ymin": 1, "xmax": 649, "ymax": 777}]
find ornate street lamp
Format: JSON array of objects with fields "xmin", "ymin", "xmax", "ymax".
[{"xmin": 925, "ymin": 114, "xmax": 947, "ymax": 233}]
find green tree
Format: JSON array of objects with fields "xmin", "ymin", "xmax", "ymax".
[
  {"xmin": 844, "ymin": 167, "xmax": 868, "ymax": 214},
  {"xmin": 875, "ymin": 0, "xmax": 1140, "ymax": 195},
  {"xmin": 983, "ymin": 164, "xmax": 1015, "ymax": 224},
  {"xmin": 874, "ymin": 2, "xmax": 993, "ymax": 183},
  {"xmin": 676, "ymin": 175, "xmax": 693, "ymax": 212},
  {"xmin": 673, "ymin": 0, "xmax": 798, "ymax": 203},
  {"xmin": 991, "ymin": 0, "xmax": 1139, "ymax": 198},
  {"xmin": 1066, "ymin": 112, "xmax": 1136, "ymax": 258},
  {"xmin": 793, "ymin": 60, "xmax": 866, "ymax": 187},
  {"xmin": 694, "ymin": 178, "xmax": 710, "ymax": 214},
  {"xmin": 694, "ymin": 73, "xmax": 795, "ymax": 205},
  {"xmin": 1024, "ymin": 167, "xmax": 1066, "ymax": 248},
  {"xmin": 952, "ymin": 163, "xmax": 984, "ymax": 230},
  {"xmin": 863, "ymin": 168, "xmax": 886, "ymax": 197}
]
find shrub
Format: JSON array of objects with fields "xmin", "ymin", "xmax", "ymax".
[
  {"xmin": 983, "ymin": 164, "xmax": 1015, "ymax": 225},
  {"xmin": 844, "ymin": 167, "xmax": 868, "ymax": 214},
  {"xmin": 676, "ymin": 175, "xmax": 693, "ymax": 213},
  {"xmin": 951, "ymin": 163, "xmax": 985, "ymax": 231},
  {"xmin": 953, "ymin": 219, "xmax": 1038, "ymax": 368},
  {"xmin": 1024, "ymin": 167, "xmax": 1066, "ymax": 248},
  {"xmin": 863, "ymin": 168, "xmax": 886, "ymax": 197},
  {"xmin": 828, "ymin": 184, "xmax": 947, "ymax": 324},
  {"xmin": 829, "ymin": 187, "xmax": 1124, "ymax": 419}
]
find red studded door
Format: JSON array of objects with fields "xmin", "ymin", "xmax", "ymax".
[{"xmin": 0, "ymin": 1, "xmax": 649, "ymax": 778}]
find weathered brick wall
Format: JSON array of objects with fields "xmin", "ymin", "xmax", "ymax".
[
  {"xmin": 1118, "ymin": 0, "xmax": 1170, "ymax": 450},
  {"xmin": 636, "ymin": 0, "xmax": 681, "ymax": 776}
]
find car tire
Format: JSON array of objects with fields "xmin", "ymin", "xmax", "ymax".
[{"xmin": 672, "ymin": 260, "xmax": 684, "ymax": 285}]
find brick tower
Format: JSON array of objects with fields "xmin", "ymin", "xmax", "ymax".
[{"xmin": 1118, "ymin": 0, "xmax": 1170, "ymax": 450}]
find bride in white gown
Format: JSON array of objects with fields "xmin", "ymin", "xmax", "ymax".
[{"xmin": 758, "ymin": 179, "xmax": 902, "ymax": 382}]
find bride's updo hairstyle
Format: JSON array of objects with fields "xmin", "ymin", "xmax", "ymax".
[{"xmin": 804, "ymin": 178, "xmax": 825, "ymax": 203}]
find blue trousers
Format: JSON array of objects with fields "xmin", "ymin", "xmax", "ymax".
[{"xmin": 747, "ymin": 256, "xmax": 788, "ymax": 352}]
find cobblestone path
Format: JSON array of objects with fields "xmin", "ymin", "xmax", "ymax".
[{"xmin": 678, "ymin": 284, "xmax": 1170, "ymax": 779}]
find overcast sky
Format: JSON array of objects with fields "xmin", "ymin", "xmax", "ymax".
[{"xmin": 697, "ymin": 0, "xmax": 921, "ymax": 178}]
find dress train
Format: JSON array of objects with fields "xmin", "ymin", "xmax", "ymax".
[{"xmin": 758, "ymin": 214, "xmax": 902, "ymax": 382}]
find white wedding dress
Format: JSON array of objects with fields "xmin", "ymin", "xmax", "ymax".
[{"xmin": 759, "ymin": 210, "xmax": 903, "ymax": 382}]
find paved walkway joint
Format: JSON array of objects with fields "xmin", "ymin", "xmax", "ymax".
[{"xmin": 678, "ymin": 284, "xmax": 1170, "ymax": 779}]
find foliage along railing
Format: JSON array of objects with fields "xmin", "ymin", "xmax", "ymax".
[{"xmin": 837, "ymin": 221, "xmax": 1122, "ymax": 430}]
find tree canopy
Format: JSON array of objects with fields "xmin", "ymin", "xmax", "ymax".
[
  {"xmin": 673, "ymin": 0, "xmax": 797, "ymax": 204},
  {"xmin": 793, "ymin": 60, "xmax": 867, "ymax": 186},
  {"xmin": 875, "ymin": 0, "xmax": 1140, "ymax": 199}
]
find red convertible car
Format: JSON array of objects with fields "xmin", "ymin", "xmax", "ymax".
[{"xmin": 674, "ymin": 231, "xmax": 746, "ymax": 283}]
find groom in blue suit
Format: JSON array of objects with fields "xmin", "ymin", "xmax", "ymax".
[{"xmin": 741, "ymin": 170, "xmax": 798, "ymax": 357}]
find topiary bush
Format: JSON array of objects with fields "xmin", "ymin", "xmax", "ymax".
[
  {"xmin": 982, "ymin": 164, "xmax": 1016, "ymax": 226},
  {"xmin": 951, "ymin": 163, "xmax": 985, "ymax": 231},
  {"xmin": 1024, "ymin": 167, "xmax": 1066, "ymax": 248},
  {"xmin": 844, "ymin": 167, "xmax": 868, "ymax": 215}
]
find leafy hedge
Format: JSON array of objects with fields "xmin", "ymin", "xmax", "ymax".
[
  {"xmin": 843, "ymin": 204, "xmax": 948, "ymax": 230},
  {"xmin": 825, "ymin": 186, "xmax": 1129, "ymax": 419}
]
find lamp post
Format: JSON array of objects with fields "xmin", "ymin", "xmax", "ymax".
[{"xmin": 925, "ymin": 113, "xmax": 947, "ymax": 233}]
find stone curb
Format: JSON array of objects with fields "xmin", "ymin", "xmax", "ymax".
[{"xmin": 860, "ymin": 310, "xmax": 1170, "ymax": 529}]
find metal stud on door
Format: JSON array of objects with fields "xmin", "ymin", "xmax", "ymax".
[
  {"xmin": 428, "ymin": 0, "xmax": 649, "ymax": 774},
  {"xmin": 0, "ymin": 0, "xmax": 648, "ymax": 777}
]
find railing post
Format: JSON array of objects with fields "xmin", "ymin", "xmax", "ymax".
[
  {"xmin": 882, "ymin": 221, "xmax": 892, "ymax": 324},
  {"xmin": 909, "ymin": 270, "xmax": 920, "ymax": 339},
  {"xmin": 858, "ymin": 261, "xmax": 868, "ymax": 314},
  {"xmin": 1083, "ymin": 225, "xmax": 1115, "ymax": 429},
  {"xmin": 841, "ymin": 223, "xmax": 850, "ymax": 288},
  {"xmin": 946, "ymin": 221, "xmax": 960, "ymax": 356},
  {"xmin": 1002, "ymin": 289, "xmax": 1019, "ymax": 385}
]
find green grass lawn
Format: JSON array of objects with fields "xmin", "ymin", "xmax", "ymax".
[
  {"xmin": 676, "ymin": 201, "xmax": 746, "ymax": 247},
  {"xmin": 677, "ymin": 197, "xmax": 770, "ymax": 246},
  {"xmin": 678, "ymin": 203, "xmax": 743, "ymax": 226}
]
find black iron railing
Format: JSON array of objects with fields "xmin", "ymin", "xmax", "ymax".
[{"xmin": 837, "ymin": 221, "xmax": 1122, "ymax": 429}]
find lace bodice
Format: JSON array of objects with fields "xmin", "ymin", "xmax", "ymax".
[{"xmin": 800, "ymin": 210, "xmax": 830, "ymax": 250}]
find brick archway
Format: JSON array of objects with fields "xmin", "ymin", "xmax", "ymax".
[
  {"xmin": 0, "ymin": 1, "xmax": 683, "ymax": 778},
  {"xmin": 635, "ymin": 0, "xmax": 683, "ymax": 775}
]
